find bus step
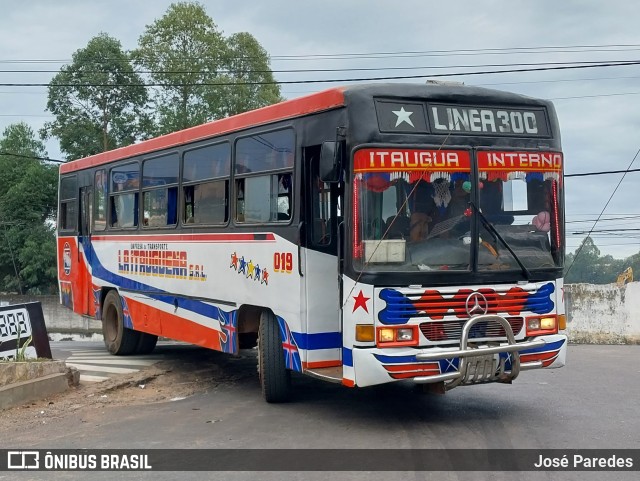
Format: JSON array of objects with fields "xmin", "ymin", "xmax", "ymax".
[{"xmin": 305, "ymin": 366, "xmax": 343, "ymax": 383}]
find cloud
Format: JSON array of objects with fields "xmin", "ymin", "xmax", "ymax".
[{"xmin": 1, "ymin": 0, "xmax": 638, "ymax": 258}]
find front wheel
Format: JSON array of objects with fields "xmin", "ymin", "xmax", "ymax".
[
  {"xmin": 258, "ymin": 310, "xmax": 291, "ymax": 403},
  {"xmin": 101, "ymin": 290, "xmax": 140, "ymax": 355}
]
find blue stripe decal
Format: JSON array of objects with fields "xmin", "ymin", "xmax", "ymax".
[
  {"xmin": 374, "ymin": 353, "xmax": 419, "ymax": 364},
  {"xmin": 87, "ymin": 240, "xmax": 339, "ymax": 349},
  {"xmin": 86, "ymin": 240, "xmax": 241, "ymax": 320},
  {"xmin": 520, "ymin": 338, "xmax": 565, "ymax": 355},
  {"xmin": 291, "ymin": 331, "xmax": 342, "ymax": 350},
  {"xmin": 342, "ymin": 347, "xmax": 353, "ymax": 367}
]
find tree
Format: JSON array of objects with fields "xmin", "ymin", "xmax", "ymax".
[
  {"xmin": 219, "ymin": 32, "xmax": 282, "ymax": 117},
  {"xmin": 134, "ymin": 2, "xmax": 281, "ymax": 135},
  {"xmin": 42, "ymin": 33, "xmax": 151, "ymax": 160},
  {"xmin": 0, "ymin": 123, "xmax": 58, "ymax": 293},
  {"xmin": 565, "ymin": 236, "xmax": 602, "ymax": 283},
  {"xmin": 133, "ymin": 2, "xmax": 227, "ymax": 134},
  {"xmin": 565, "ymin": 236, "xmax": 631, "ymax": 284}
]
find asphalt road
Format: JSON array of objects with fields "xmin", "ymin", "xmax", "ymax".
[{"xmin": 1, "ymin": 343, "xmax": 638, "ymax": 481}]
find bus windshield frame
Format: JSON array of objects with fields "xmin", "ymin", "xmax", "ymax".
[{"xmin": 350, "ymin": 146, "xmax": 564, "ymax": 277}]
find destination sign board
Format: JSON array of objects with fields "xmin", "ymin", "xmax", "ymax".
[{"xmin": 427, "ymin": 104, "xmax": 549, "ymax": 137}]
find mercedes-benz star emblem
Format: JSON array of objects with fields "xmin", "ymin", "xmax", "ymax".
[{"xmin": 465, "ymin": 292, "xmax": 489, "ymax": 316}]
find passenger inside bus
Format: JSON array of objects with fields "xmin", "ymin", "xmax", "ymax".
[
  {"xmin": 426, "ymin": 179, "xmax": 470, "ymax": 240},
  {"xmin": 408, "ymin": 181, "xmax": 436, "ymax": 242}
]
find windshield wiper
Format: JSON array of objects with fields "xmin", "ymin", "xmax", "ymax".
[{"xmin": 469, "ymin": 201, "xmax": 532, "ymax": 281}]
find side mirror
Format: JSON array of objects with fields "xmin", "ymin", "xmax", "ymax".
[{"xmin": 319, "ymin": 141, "xmax": 342, "ymax": 183}]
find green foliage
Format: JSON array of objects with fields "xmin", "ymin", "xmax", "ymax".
[
  {"xmin": 0, "ymin": 123, "xmax": 58, "ymax": 293},
  {"xmin": 565, "ymin": 236, "xmax": 630, "ymax": 284},
  {"xmin": 16, "ymin": 336, "xmax": 33, "ymax": 362},
  {"xmin": 219, "ymin": 32, "xmax": 283, "ymax": 117},
  {"xmin": 134, "ymin": 1, "xmax": 282, "ymax": 135},
  {"xmin": 42, "ymin": 33, "xmax": 151, "ymax": 160}
]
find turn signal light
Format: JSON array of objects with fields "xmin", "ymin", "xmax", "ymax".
[
  {"xmin": 558, "ymin": 314, "xmax": 567, "ymax": 330},
  {"xmin": 356, "ymin": 324, "xmax": 375, "ymax": 342}
]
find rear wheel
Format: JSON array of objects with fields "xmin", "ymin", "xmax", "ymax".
[
  {"xmin": 136, "ymin": 332, "xmax": 158, "ymax": 354},
  {"xmin": 258, "ymin": 310, "xmax": 291, "ymax": 403},
  {"xmin": 101, "ymin": 290, "xmax": 140, "ymax": 355}
]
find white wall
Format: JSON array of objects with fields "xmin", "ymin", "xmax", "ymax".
[{"xmin": 565, "ymin": 282, "xmax": 640, "ymax": 344}]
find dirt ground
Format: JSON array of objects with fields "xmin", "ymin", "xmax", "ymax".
[{"xmin": 0, "ymin": 348, "xmax": 259, "ymax": 433}]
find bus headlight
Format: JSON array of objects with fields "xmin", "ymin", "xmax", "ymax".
[
  {"xmin": 540, "ymin": 317, "xmax": 556, "ymax": 330},
  {"xmin": 376, "ymin": 326, "xmax": 419, "ymax": 347},
  {"xmin": 378, "ymin": 328, "xmax": 395, "ymax": 343},
  {"xmin": 396, "ymin": 328, "xmax": 414, "ymax": 341},
  {"xmin": 526, "ymin": 315, "xmax": 558, "ymax": 336}
]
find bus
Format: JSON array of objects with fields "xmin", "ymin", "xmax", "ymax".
[{"xmin": 57, "ymin": 82, "xmax": 567, "ymax": 402}]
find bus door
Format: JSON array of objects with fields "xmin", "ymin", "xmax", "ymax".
[
  {"xmin": 78, "ymin": 186, "xmax": 93, "ymax": 315},
  {"xmin": 301, "ymin": 150, "xmax": 343, "ymax": 370}
]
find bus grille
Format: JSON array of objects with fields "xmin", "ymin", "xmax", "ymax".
[
  {"xmin": 419, "ymin": 317, "xmax": 524, "ymax": 342},
  {"xmin": 378, "ymin": 283, "xmax": 554, "ymax": 324}
]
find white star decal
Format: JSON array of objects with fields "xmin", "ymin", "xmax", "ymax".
[{"xmin": 392, "ymin": 107, "xmax": 415, "ymax": 127}]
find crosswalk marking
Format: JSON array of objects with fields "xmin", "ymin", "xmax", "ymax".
[
  {"xmin": 63, "ymin": 348, "xmax": 166, "ymax": 383},
  {"xmin": 66, "ymin": 363, "xmax": 141, "ymax": 375},
  {"xmin": 66, "ymin": 358, "xmax": 163, "ymax": 365}
]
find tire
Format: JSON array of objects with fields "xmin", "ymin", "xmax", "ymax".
[
  {"xmin": 258, "ymin": 310, "xmax": 291, "ymax": 403},
  {"xmin": 136, "ymin": 332, "xmax": 158, "ymax": 354},
  {"xmin": 101, "ymin": 290, "xmax": 140, "ymax": 355}
]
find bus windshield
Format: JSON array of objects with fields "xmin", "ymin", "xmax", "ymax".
[
  {"xmin": 476, "ymin": 150, "xmax": 564, "ymax": 272},
  {"xmin": 352, "ymin": 148, "xmax": 563, "ymax": 273}
]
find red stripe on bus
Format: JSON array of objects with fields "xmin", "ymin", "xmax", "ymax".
[
  {"xmin": 60, "ymin": 88, "xmax": 346, "ymax": 173},
  {"xmin": 125, "ymin": 297, "xmax": 223, "ymax": 351},
  {"xmin": 90, "ymin": 233, "xmax": 276, "ymax": 242},
  {"xmin": 303, "ymin": 360, "xmax": 342, "ymax": 369},
  {"xmin": 342, "ymin": 378, "xmax": 355, "ymax": 387}
]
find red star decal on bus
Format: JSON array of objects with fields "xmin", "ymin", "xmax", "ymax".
[{"xmin": 353, "ymin": 290, "xmax": 370, "ymax": 313}]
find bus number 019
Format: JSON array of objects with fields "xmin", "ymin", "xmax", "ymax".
[{"xmin": 274, "ymin": 252, "xmax": 293, "ymax": 273}]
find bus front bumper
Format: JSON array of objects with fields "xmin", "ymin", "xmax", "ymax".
[{"xmin": 351, "ymin": 315, "xmax": 567, "ymax": 389}]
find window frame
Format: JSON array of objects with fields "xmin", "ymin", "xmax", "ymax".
[
  {"xmin": 108, "ymin": 161, "xmax": 140, "ymax": 230},
  {"xmin": 181, "ymin": 141, "xmax": 231, "ymax": 227},
  {"xmin": 93, "ymin": 169, "xmax": 107, "ymax": 232},
  {"xmin": 233, "ymin": 128, "xmax": 296, "ymax": 225},
  {"xmin": 141, "ymin": 152, "xmax": 180, "ymax": 230},
  {"xmin": 58, "ymin": 174, "xmax": 78, "ymax": 233}
]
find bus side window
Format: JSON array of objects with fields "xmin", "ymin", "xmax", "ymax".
[
  {"xmin": 277, "ymin": 173, "xmax": 292, "ymax": 221},
  {"xmin": 182, "ymin": 143, "xmax": 230, "ymax": 225},
  {"xmin": 59, "ymin": 175, "xmax": 77, "ymax": 232},
  {"xmin": 93, "ymin": 169, "xmax": 107, "ymax": 231},
  {"xmin": 234, "ymin": 129, "xmax": 294, "ymax": 224}
]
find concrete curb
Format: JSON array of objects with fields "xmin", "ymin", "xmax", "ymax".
[
  {"xmin": 0, "ymin": 373, "xmax": 70, "ymax": 410},
  {"xmin": 0, "ymin": 361, "xmax": 80, "ymax": 411}
]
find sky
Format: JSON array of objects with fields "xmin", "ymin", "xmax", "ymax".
[{"xmin": 0, "ymin": 0, "xmax": 639, "ymax": 259}]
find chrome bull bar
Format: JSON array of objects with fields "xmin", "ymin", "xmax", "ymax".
[{"xmin": 413, "ymin": 314, "xmax": 547, "ymax": 389}]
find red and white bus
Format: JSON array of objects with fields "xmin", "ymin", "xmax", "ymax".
[{"xmin": 57, "ymin": 82, "xmax": 567, "ymax": 402}]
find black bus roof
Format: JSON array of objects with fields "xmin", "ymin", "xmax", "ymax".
[{"xmin": 61, "ymin": 82, "xmax": 554, "ymax": 174}]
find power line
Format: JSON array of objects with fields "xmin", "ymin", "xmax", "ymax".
[
  {"xmin": 1, "ymin": 60, "xmax": 639, "ymax": 88},
  {"xmin": 565, "ymin": 146, "xmax": 640, "ymax": 276},
  {"xmin": 0, "ymin": 151, "xmax": 64, "ymax": 163},
  {"xmin": 1, "ymin": 59, "xmax": 637, "ymax": 75},
  {"xmin": 2, "ymin": 43, "xmax": 640, "ymax": 64},
  {"xmin": 550, "ymin": 92, "xmax": 640, "ymax": 101},
  {"xmin": 566, "ymin": 168, "xmax": 640, "ymax": 177}
]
